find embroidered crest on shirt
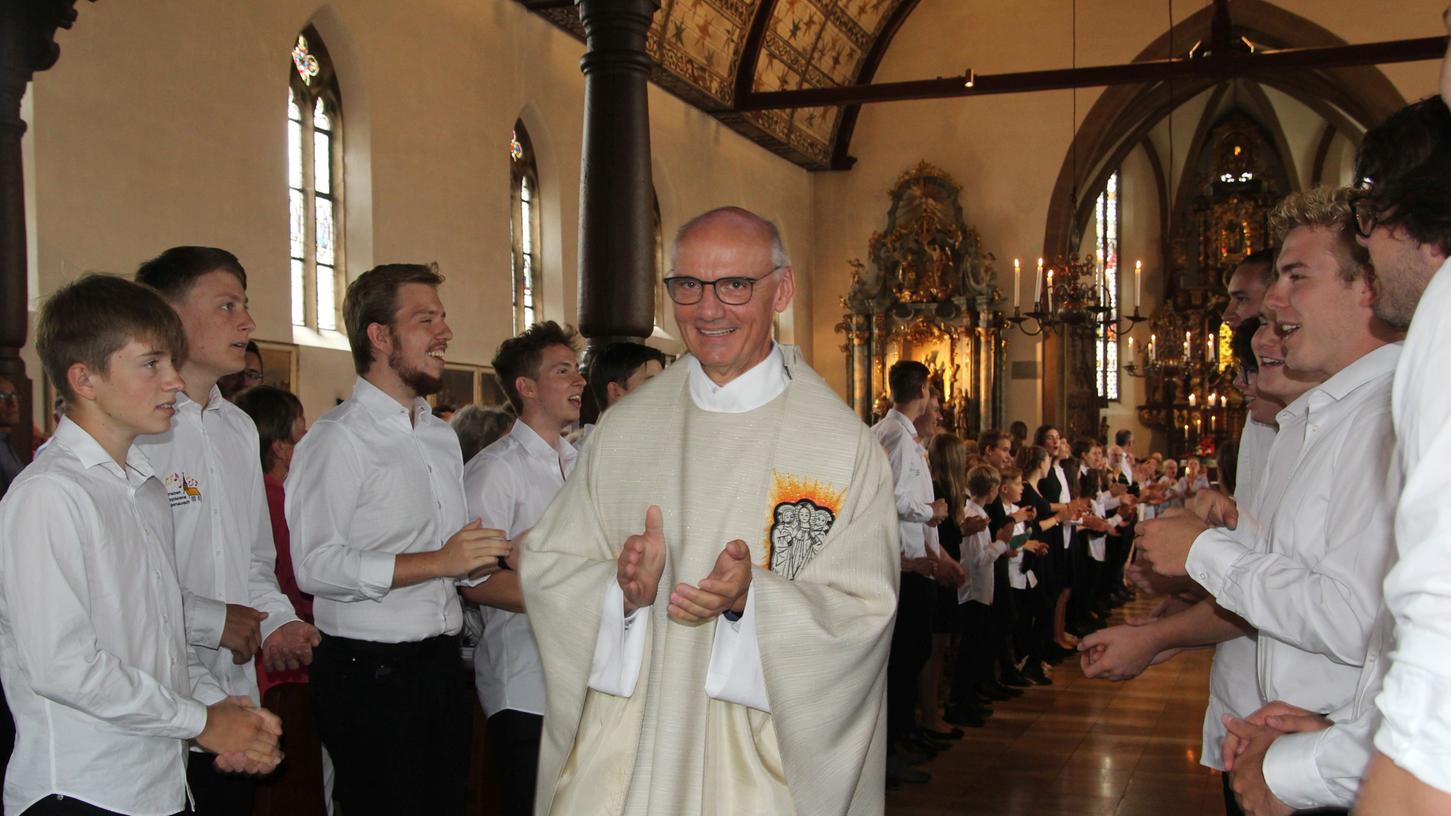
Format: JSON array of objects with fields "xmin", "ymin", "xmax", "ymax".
[
  {"xmin": 764, "ymin": 473, "xmax": 845, "ymax": 580},
  {"xmin": 163, "ymin": 471, "xmax": 202, "ymax": 507}
]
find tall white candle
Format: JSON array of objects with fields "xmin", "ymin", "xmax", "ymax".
[
  {"xmin": 1134, "ymin": 260, "xmax": 1143, "ymax": 310},
  {"xmin": 1046, "ymin": 269, "xmax": 1054, "ymax": 313},
  {"xmin": 1013, "ymin": 259, "xmax": 1021, "ymax": 309},
  {"xmin": 1035, "ymin": 258, "xmax": 1044, "ymax": 308}
]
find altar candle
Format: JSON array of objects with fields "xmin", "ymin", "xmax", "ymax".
[
  {"xmin": 1195, "ymin": 417, "xmax": 1202, "ymax": 436},
  {"xmin": 1207, "ymin": 338, "xmax": 1216, "ymax": 363},
  {"xmin": 1134, "ymin": 260, "xmax": 1143, "ymax": 310},
  {"xmin": 1189, "ymin": 393, "xmax": 1197, "ymax": 407},
  {"xmin": 1184, "ymin": 331, "xmax": 1191, "ymax": 358},
  {"xmin": 1046, "ymin": 269, "xmax": 1054, "ymax": 312},
  {"xmin": 1034, "ymin": 258, "xmax": 1044, "ymax": 307},
  {"xmin": 1211, "ymin": 415, "xmax": 1217, "ymax": 433},
  {"xmin": 1128, "ymin": 336, "xmax": 1135, "ymax": 358},
  {"xmin": 1209, "ymin": 392, "xmax": 1217, "ymax": 408},
  {"xmin": 1150, "ymin": 333, "xmax": 1157, "ymax": 361},
  {"xmin": 1013, "ymin": 259, "xmax": 1021, "ymax": 309}
]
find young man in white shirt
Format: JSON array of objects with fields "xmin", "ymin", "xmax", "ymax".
[
  {"xmin": 871, "ymin": 360, "xmax": 949, "ymax": 784},
  {"xmin": 134, "ymin": 246, "xmax": 320, "ymax": 814},
  {"xmin": 0, "ymin": 275, "xmax": 281, "ymax": 816},
  {"xmin": 287, "ymin": 264, "xmax": 511, "ymax": 814},
  {"xmin": 575, "ymin": 340, "xmax": 666, "ymax": 449},
  {"xmin": 1136, "ymin": 188, "xmax": 1402, "ymax": 815},
  {"xmin": 461, "ymin": 321, "xmax": 587, "ymax": 816}
]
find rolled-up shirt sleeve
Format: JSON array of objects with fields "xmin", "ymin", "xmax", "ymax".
[
  {"xmin": 1263, "ymin": 703, "xmax": 1378, "ymax": 809},
  {"xmin": 287, "ymin": 422, "xmax": 396, "ymax": 601}
]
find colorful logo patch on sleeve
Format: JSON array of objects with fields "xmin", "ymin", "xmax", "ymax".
[{"xmin": 764, "ymin": 473, "xmax": 846, "ymax": 580}]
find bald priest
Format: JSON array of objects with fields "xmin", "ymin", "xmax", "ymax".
[{"xmin": 519, "ymin": 207, "xmax": 900, "ymax": 815}]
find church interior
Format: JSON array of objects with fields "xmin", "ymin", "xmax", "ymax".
[{"xmin": 0, "ymin": 0, "xmax": 1446, "ymax": 814}]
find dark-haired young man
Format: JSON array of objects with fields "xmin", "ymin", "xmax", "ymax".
[
  {"xmin": 135, "ymin": 247, "xmax": 317, "ymax": 815},
  {"xmin": 575, "ymin": 341, "xmax": 666, "ymax": 448},
  {"xmin": 287, "ymin": 264, "xmax": 511, "ymax": 814},
  {"xmin": 462, "ymin": 321, "xmax": 586, "ymax": 816},
  {"xmin": 1354, "ymin": 86, "xmax": 1451, "ymax": 816},
  {"xmin": 873, "ymin": 359, "xmax": 949, "ymax": 784}
]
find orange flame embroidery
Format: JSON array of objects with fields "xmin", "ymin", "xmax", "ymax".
[{"xmin": 762, "ymin": 473, "xmax": 846, "ymax": 571}]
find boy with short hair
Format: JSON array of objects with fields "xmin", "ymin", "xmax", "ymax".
[
  {"xmin": 135, "ymin": 247, "xmax": 317, "ymax": 814},
  {"xmin": 0, "ymin": 274, "xmax": 282, "ymax": 816}
]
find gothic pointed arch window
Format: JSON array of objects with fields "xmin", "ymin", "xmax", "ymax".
[
  {"xmin": 1095, "ymin": 171, "xmax": 1121, "ymax": 401},
  {"xmin": 288, "ymin": 26, "xmax": 344, "ymax": 330},
  {"xmin": 510, "ymin": 123, "xmax": 542, "ymax": 333}
]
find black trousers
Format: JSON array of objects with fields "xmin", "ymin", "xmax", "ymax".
[
  {"xmin": 22, "ymin": 796, "xmax": 186, "ymax": 816},
  {"xmin": 186, "ymin": 757, "xmax": 255, "ymax": 816},
  {"xmin": 487, "ymin": 709, "xmax": 543, "ymax": 816},
  {"xmin": 949, "ymin": 601, "xmax": 992, "ymax": 708},
  {"xmin": 1013, "ymin": 584, "xmax": 1051, "ymax": 664},
  {"xmin": 310, "ymin": 633, "xmax": 470, "ymax": 816},
  {"xmin": 886, "ymin": 573, "xmax": 935, "ymax": 747}
]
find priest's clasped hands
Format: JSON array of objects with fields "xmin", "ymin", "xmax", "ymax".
[{"xmin": 617, "ymin": 505, "xmax": 751, "ymax": 623}]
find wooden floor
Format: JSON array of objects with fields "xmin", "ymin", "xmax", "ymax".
[{"xmin": 888, "ymin": 600, "xmax": 1227, "ymax": 816}]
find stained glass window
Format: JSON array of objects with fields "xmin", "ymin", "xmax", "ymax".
[
  {"xmin": 510, "ymin": 123, "xmax": 542, "ymax": 333},
  {"xmin": 288, "ymin": 25, "xmax": 343, "ymax": 330},
  {"xmin": 1095, "ymin": 172, "xmax": 1121, "ymax": 401}
]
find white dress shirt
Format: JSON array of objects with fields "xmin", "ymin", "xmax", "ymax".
[
  {"xmin": 872, "ymin": 408, "xmax": 935, "ymax": 559},
  {"xmin": 960, "ymin": 499, "xmax": 1005, "ymax": 605},
  {"xmin": 1050, "ymin": 461, "xmax": 1074, "ymax": 549},
  {"xmin": 1001, "ymin": 503, "xmax": 1035, "ymax": 590},
  {"xmin": 0, "ymin": 419, "xmax": 225, "ymax": 816},
  {"xmin": 1186, "ymin": 344, "xmax": 1400, "ymax": 716},
  {"xmin": 1375, "ymin": 257, "xmax": 1451, "ymax": 794},
  {"xmin": 136, "ymin": 387, "xmax": 299, "ymax": 703},
  {"xmin": 287, "ymin": 377, "xmax": 469, "ymax": 642},
  {"xmin": 465, "ymin": 418, "xmax": 576, "ymax": 718},
  {"xmin": 1200, "ymin": 418, "xmax": 1277, "ymax": 772},
  {"xmin": 588, "ymin": 346, "xmax": 786, "ymax": 712}
]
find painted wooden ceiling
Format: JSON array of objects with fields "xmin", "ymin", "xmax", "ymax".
[{"xmin": 524, "ymin": 0, "xmax": 917, "ymax": 170}]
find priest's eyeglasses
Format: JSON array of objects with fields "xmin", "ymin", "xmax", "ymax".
[{"xmin": 663, "ymin": 271, "xmax": 776, "ymax": 306}]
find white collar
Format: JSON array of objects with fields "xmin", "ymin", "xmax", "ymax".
[{"xmin": 686, "ymin": 344, "xmax": 790, "ymax": 414}]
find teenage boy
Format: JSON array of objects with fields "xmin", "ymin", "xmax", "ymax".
[
  {"xmin": 462, "ymin": 321, "xmax": 587, "ymax": 816},
  {"xmin": 135, "ymin": 247, "xmax": 318, "ymax": 814},
  {"xmin": 287, "ymin": 263, "xmax": 510, "ymax": 814},
  {"xmin": 574, "ymin": 341, "xmax": 666, "ymax": 448},
  {"xmin": 0, "ymin": 274, "xmax": 282, "ymax": 816}
]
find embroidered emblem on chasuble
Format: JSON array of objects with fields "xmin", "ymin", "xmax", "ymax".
[{"xmin": 764, "ymin": 472, "xmax": 846, "ymax": 580}]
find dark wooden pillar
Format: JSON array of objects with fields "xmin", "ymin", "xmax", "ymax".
[
  {"xmin": 0, "ymin": 2, "xmax": 89, "ymax": 466},
  {"xmin": 575, "ymin": 0, "xmax": 659, "ymax": 354}
]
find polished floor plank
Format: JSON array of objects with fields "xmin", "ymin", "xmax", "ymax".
[{"xmin": 887, "ymin": 599, "xmax": 1226, "ymax": 816}]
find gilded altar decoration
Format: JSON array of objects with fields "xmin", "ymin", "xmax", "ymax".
[{"xmin": 835, "ymin": 162, "xmax": 1004, "ymax": 435}]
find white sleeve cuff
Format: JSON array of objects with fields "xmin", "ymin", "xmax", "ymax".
[
  {"xmin": 1263, "ymin": 729, "xmax": 1341, "ymax": 810},
  {"xmin": 587, "ymin": 578, "xmax": 649, "ymax": 697},
  {"xmin": 357, "ymin": 551, "xmax": 397, "ymax": 599},
  {"xmin": 183, "ymin": 591, "xmax": 227, "ymax": 650},
  {"xmin": 1185, "ymin": 527, "xmax": 1248, "ymax": 600},
  {"xmin": 704, "ymin": 587, "xmax": 771, "ymax": 712}
]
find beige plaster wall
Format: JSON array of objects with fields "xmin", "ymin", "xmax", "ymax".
[{"xmin": 21, "ymin": 0, "xmax": 814, "ymax": 424}]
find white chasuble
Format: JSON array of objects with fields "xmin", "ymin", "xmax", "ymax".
[{"xmin": 520, "ymin": 346, "xmax": 900, "ymax": 816}]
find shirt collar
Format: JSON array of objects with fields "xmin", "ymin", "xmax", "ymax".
[
  {"xmin": 176, "ymin": 384, "xmax": 225, "ymax": 414},
  {"xmin": 51, "ymin": 417, "xmax": 156, "ymax": 481},
  {"xmin": 885, "ymin": 408, "xmax": 919, "ymax": 441},
  {"xmin": 508, "ymin": 417, "xmax": 577, "ymax": 464},
  {"xmin": 1310, "ymin": 342, "xmax": 1401, "ymax": 404},
  {"xmin": 685, "ymin": 343, "xmax": 789, "ymax": 414},
  {"xmin": 352, "ymin": 376, "xmax": 432, "ymax": 426}
]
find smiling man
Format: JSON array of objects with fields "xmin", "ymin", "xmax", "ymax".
[
  {"xmin": 462, "ymin": 321, "xmax": 586, "ymax": 816},
  {"xmin": 519, "ymin": 207, "xmax": 899, "ymax": 815},
  {"xmin": 286, "ymin": 263, "xmax": 511, "ymax": 814}
]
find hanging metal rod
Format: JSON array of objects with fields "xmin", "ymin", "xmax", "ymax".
[{"xmin": 736, "ymin": 36, "xmax": 1447, "ymax": 111}]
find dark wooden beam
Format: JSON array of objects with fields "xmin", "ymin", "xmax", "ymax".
[
  {"xmin": 731, "ymin": 0, "xmax": 778, "ymax": 108},
  {"xmin": 738, "ymin": 36, "xmax": 1447, "ymax": 111},
  {"xmin": 829, "ymin": 0, "xmax": 923, "ymax": 171},
  {"xmin": 519, "ymin": 0, "xmax": 578, "ymax": 10}
]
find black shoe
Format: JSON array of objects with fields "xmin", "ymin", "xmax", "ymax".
[
  {"xmin": 999, "ymin": 670, "xmax": 1032, "ymax": 688},
  {"xmin": 892, "ymin": 743, "xmax": 931, "ymax": 765},
  {"xmin": 945, "ymin": 704, "xmax": 989, "ymax": 727},
  {"xmin": 886, "ymin": 755, "xmax": 931, "ymax": 785},
  {"xmin": 922, "ymin": 725, "xmax": 965, "ymax": 740},
  {"xmin": 1024, "ymin": 664, "xmax": 1053, "ymax": 686},
  {"xmin": 986, "ymin": 681, "xmax": 1024, "ymax": 698},
  {"xmin": 974, "ymin": 682, "xmax": 1013, "ymax": 701}
]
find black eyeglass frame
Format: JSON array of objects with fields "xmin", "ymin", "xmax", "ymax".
[{"xmin": 661, "ymin": 269, "xmax": 780, "ymax": 306}]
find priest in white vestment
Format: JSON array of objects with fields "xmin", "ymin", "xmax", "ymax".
[{"xmin": 519, "ymin": 207, "xmax": 900, "ymax": 815}]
